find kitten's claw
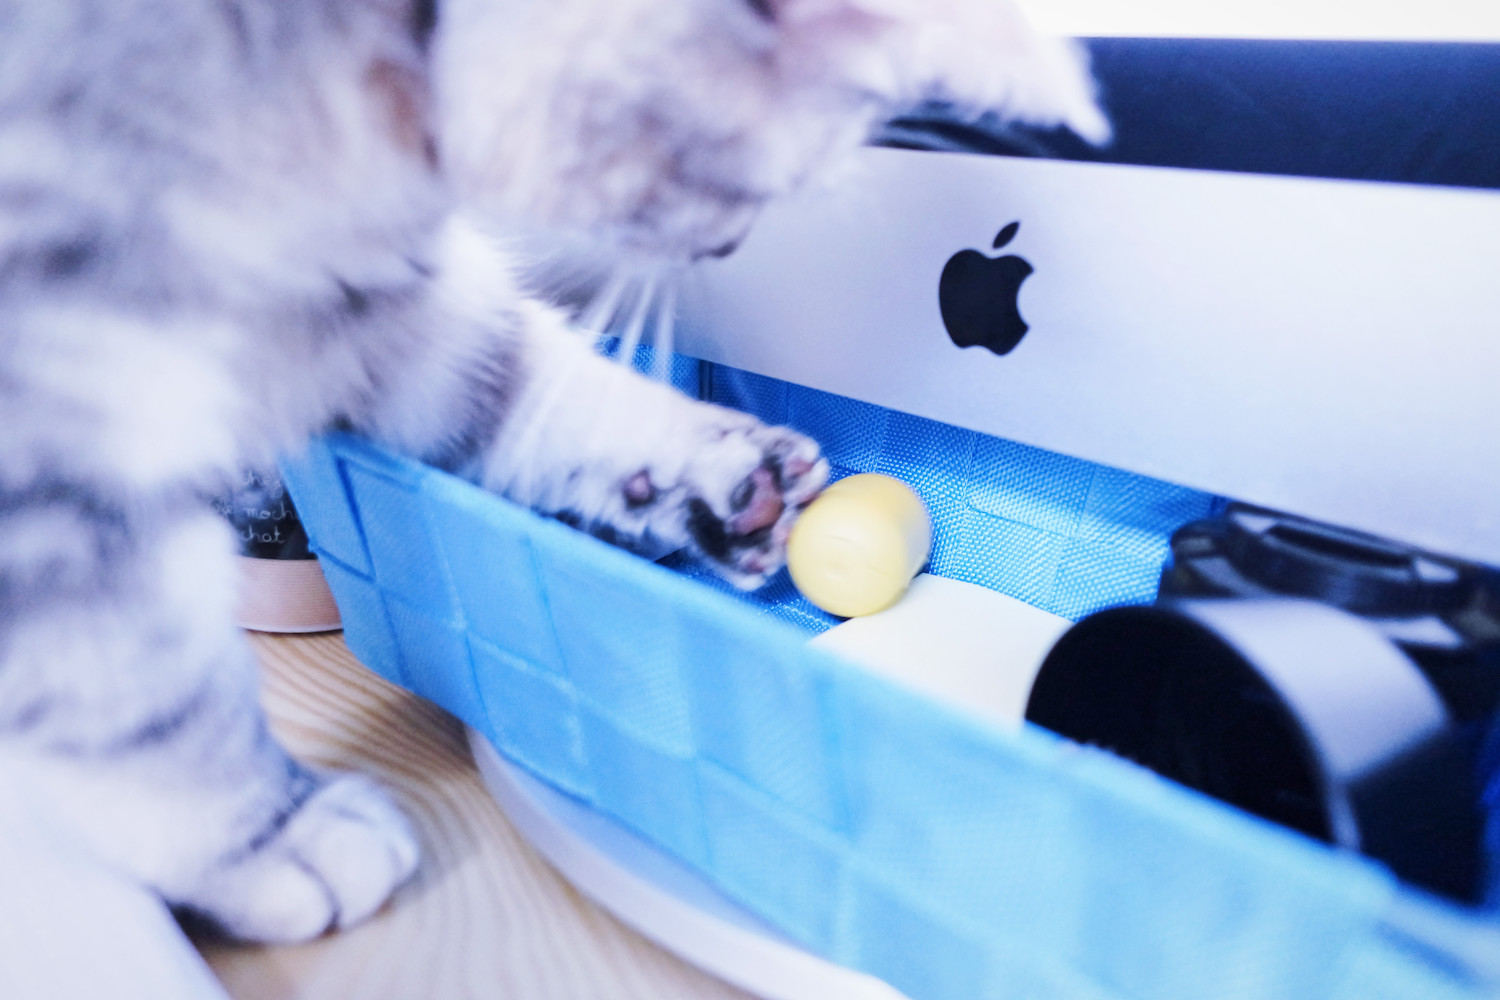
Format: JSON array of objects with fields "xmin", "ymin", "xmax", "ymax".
[
  {"xmin": 681, "ymin": 421, "xmax": 828, "ymax": 589},
  {"xmin": 185, "ymin": 774, "xmax": 419, "ymax": 944},
  {"xmin": 491, "ymin": 335, "xmax": 827, "ymax": 589}
]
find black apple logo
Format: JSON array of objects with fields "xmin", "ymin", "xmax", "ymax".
[{"xmin": 938, "ymin": 221, "xmax": 1033, "ymax": 356}]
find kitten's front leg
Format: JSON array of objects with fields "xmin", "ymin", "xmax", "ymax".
[
  {"xmin": 349, "ymin": 216, "xmax": 826, "ymax": 588},
  {"xmin": 1, "ymin": 494, "xmax": 417, "ymax": 945},
  {"xmin": 479, "ymin": 314, "xmax": 827, "ymax": 589}
]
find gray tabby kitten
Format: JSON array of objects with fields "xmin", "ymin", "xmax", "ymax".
[{"xmin": 0, "ymin": 0, "xmax": 1102, "ymax": 948}]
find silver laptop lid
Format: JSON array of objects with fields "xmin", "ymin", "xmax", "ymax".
[{"xmin": 676, "ymin": 23, "xmax": 1500, "ymax": 565}]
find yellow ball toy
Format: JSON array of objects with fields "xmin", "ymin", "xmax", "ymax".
[{"xmin": 787, "ymin": 473, "xmax": 932, "ymax": 618}]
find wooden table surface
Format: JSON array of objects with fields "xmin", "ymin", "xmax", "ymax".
[{"xmin": 196, "ymin": 630, "xmax": 752, "ymax": 1000}]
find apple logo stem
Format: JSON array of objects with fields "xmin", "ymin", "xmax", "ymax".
[{"xmin": 938, "ymin": 221, "xmax": 1034, "ymax": 356}]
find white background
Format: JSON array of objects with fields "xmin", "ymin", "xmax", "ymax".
[{"xmin": 1013, "ymin": 0, "xmax": 1500, "ymax": 41}]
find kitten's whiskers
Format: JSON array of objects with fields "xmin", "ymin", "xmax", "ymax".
[
  {"xmin": 576, "ymin": 267, "xmax": 630, "ymax": 340},
  {"xmin": 650, "ymin": 275, "xmax": 678, "ymax": 385},
  {"xmin": 613, "ymin": 271, "xmax": 657, "ymax": 369}
]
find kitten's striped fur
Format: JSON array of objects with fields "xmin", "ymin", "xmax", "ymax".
[{"xmin": 0, "ymin": 0, "xmax": 1099, "ymax": 951}]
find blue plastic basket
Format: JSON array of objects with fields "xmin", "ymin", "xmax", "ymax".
[{"xmin": 282, "ymin": 375, "xmax": 1490, "ymax": 1000}]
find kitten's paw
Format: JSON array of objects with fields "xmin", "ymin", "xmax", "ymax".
[
  {"xmin": 189, "ymin": 774, "xmax": 419, "ymax": 944},
  {"xmin": 678, "ymin": 420, "xmax": 828, "ymax": 589}
]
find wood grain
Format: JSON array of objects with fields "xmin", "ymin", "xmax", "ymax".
[{"xmin": 196, "ymin": 630, "xmax": 752, "ymax": 1000}]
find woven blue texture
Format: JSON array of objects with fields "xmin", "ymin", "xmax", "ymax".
[
  {"xmin": 315, "ymin": 555, "xmax": 401, "ymax": 686},
  {"xmin": 281, "ymin": 433, "xmax": 1486, "ymax": 1000},
  {"xmin": 705, "ymin": 366, "xmax": 1221, "ymax": 623}
]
